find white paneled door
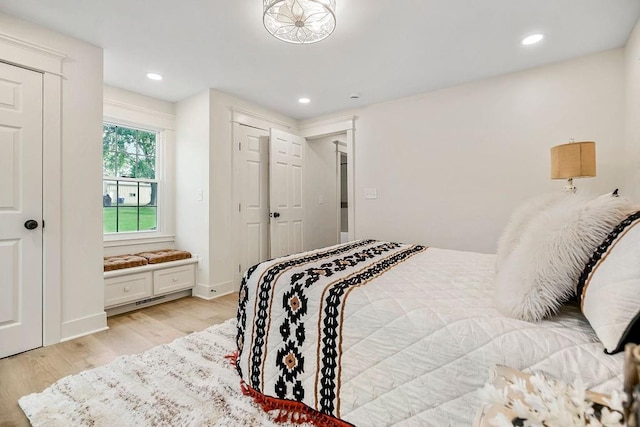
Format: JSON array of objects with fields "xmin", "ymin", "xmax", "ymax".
[
  {"xmin": 0, "ymin": 62, "xmax": 43, "ymax": 358},
  {"xmin": 235, "ymin": 123, "xmax": 270, "ymax": 275},
  {"xmin": 269, "ymin": 128, "xmax": 306, "ymax": 258}
]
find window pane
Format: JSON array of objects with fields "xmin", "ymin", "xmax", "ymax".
[
  {"xmin": 117, "ymin": 127, "xmax": 138, "ymax": 155},
  {"xmin": 103, "ymin": 124, "xmax": 116, "ymax": 152},
  {"xmin": 103, "ymin": 180, "xmax": 117, "ymax": 207},
  {"xmin": 147, "ymin": 182, "xmax": 158, "ymax": 207},
  {"xmin": 117, "ymin": 181, "xmax": 138, "ymax": 205},
  {"xmin": 103, "ymin": 125, "xmax": 117, "ymax": 177},
  {"xmin": 135, "ymin": 156, "xmax": 156, "ymax": 179},
  {"xmin": 137, "ymin": 182, "xmax": 153, "ymax": 205},
  {"xmin": 103, "ymin": 207, "xmax": 117, "ymax": 233},
  {"xmin": 117, "ymin": 206, "xmax": 140, "ymax": 232},
  {"xmin": 138, "ymin": 206, "xmax": 157, "ymax": 231},
  {"xmin": 117, "ymin": 152, "xmax": 135, "ymax": 178},
  {"xmin": 137, "ymin": 130, "xmax": 156, "ymax": 156},
  {"xmin": 103, "ymin": 151, "xmax": 116, "ymax": 177}
]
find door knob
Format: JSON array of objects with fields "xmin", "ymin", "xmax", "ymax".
[
  {"xmin": 24, "ymin": 219, "xmax": 39, "ymax": 230},
  {"xmin": 271, "ymin": 212, "xmax": 281, "ymax": 218}
]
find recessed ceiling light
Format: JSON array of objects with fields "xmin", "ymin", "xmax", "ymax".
[
  {"xmin": 146, "ymin": 72, "xmax": 163, "ymax": 81},
  {"xmin": 298, "ymin": 98, "xmax": 311, "ymax": 104},
  {"xmin": 521, "ymin": 34, "xmax": 544, "ymax": 46}
]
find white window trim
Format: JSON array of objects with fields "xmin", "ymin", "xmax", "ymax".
[{"xmin": 103, "ymin": 98, "xmax": 176, "ymax": 245}]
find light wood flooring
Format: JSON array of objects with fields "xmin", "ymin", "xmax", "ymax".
[{"xmin": 0, "ymin": 293, "xmax": 238, "ymax": 427}]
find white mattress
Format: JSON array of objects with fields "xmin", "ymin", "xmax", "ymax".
[{"xmin": 237, "ymin": 241, "xmax": 623, "ymax": 426}]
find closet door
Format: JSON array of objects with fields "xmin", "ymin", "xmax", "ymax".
[
  {"xmin": 234, "ymin": 123, "xmax": 270, "ymax": 275},
  {"xmin": 269, "ymin": 128, "xmax": 306, "ymax": 258},
  {"xmin": 0, "ymin": 62, "xmax": 43, "ymax": 358}
]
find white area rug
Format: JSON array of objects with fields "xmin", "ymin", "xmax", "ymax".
[{"xmin": 19, "ymin": 319, "xmax": 300, "ymax": 426}]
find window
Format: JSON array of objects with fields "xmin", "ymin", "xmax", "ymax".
[{"xmin": 103, "ymin": 124, "xmax": 159, "ymax": 234}]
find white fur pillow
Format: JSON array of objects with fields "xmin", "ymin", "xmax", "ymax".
[
  {"xmin": 494, "ymin": 192, "xmax": 633, "ymax": 322},
  {"xmin": 495, "ymin": 192, "xmax": 566, "ymax": 272}
]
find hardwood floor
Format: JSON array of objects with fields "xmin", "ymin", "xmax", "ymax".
[{"xmin": 0, "ymin": 293, "xmax": 238, "ymax": 427}]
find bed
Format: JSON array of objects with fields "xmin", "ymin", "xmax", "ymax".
[{"xmin": 234, "ymin": 238, "xmax": 625, "ymax": 426}]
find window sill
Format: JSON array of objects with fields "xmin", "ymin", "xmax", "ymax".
[{"xmin": 103, "ymin": 233, "xmax": 175, "ymax": 248}]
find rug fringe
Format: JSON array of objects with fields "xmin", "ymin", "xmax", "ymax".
[
  {"xmin": 239, "ymin": 380, "xmax": 354, "ymax": 427},
  {"xmin": 224, "ymin": 351, "xmax": 239, "ymax": 368}
]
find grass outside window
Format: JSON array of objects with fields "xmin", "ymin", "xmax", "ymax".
[{"xmin": 103, "ymin": 206, "xmax": 157, "ymax": 233}]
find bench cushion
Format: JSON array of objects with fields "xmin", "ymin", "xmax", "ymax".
[
  {"xmin": 135, "ymin": 249, "xmax": 192, "ymax": 264},
  {"xmin": 103, "ymin": 255, "xmax": 148, "ymax": 271}
]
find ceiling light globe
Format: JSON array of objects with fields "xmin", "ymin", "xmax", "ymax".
[
  {"xmin": 298, "ymin": 97, "xmax": 311, "ymax": 104},
  {"xmin": 264, "ymin": 0, "xmax": 336, "ymax": 44},
  {"xmin": 146, "ymin": 73, "xmax": 163, "ymax": 81}
]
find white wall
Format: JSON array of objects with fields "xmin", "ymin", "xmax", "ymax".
[
  {"xmin": 0, "ymin": 13, "xmax": 105, "ymax": 340},
  {"xmin": 352, "ymin": 49, "xmax": 626, "ymax": 253},
  {"xmin": 305, "ymin": 135, "xmax": 340, "ymax": 251},
  {"xmin": 175, "ymin": 91, "xmax": 211, "ymax": 286},
  {"xmin": 623, "ymin": 20, "xmax": 640, "ymax": 201}
]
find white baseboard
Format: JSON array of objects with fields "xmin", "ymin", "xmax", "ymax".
[
  {"xmin": 61, "ymin": 311, "xmax": 108, "ymax": 342},
  {"xmin": 193, "ymin": 281, "xmax": 234, "ymax": 300}
]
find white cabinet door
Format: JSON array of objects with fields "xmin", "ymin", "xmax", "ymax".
[
  {"xmin": 0, "ymin": 62, "xmax": 43, "ymax": 358},
  {"xmin": 269, "ymin": 128, "xmax": 306, "ymax": 258}
]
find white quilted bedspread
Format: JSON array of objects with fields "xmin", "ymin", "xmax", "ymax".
[{"xmin": 236, "ymin": 241, "xmax": 623, "ymax": 427}]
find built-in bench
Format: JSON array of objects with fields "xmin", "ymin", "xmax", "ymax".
[{"xmin": 104, "ymin": 249, "xmax": 198, "ymax": 316}]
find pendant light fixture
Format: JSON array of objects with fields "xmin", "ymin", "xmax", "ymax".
[{"xmin": 263, "ymin": 0, "xmax": 336, "ymax": 44}]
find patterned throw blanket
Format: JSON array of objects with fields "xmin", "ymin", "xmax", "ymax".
[{"xmin": 235, "ymin": 240, "xmax": 426, "ymax": 425}]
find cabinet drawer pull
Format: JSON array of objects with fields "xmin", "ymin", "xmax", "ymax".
[
  {"xmin": 124, "ymin": 286, "xmax": 130, "ymax": 293},
  {"xmin": 172, "ymin": 277, "xmax": 178, "ymax": 282}
]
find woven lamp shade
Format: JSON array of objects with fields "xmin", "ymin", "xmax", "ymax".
[{"xmin": 550, "ymin": 141, "xmax": 596, "ymax": 179}]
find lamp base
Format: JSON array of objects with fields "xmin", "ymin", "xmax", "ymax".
[{"xmin": 562, "ymin": 178, "xmax": 577, "ymax": 193}]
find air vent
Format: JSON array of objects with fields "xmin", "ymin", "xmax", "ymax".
[{"xmin": 135, "ymin": 295, "xmax": 166, "ymax": 306}]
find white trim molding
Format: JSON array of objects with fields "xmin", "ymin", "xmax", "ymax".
[
  {"xmin": 60, "ymin": 312, "xmax": 108, "ymax": 342},
  {"xmin": 193, "ymin": 281, "xmax": 235, "ymax": 300},
  {"xmin": 0, "ymin": 32, "xmax": 66, "ymax": 75},
  {"xmin": 298, "ymin": 115, "xmax": 356, "ymax": 139},
  {"xmin": 42, "ymin": 72, "xmax": 63, "ymax": 345},
  {"xmin": 104, "ymin": 98, "xmax": 176, "ymax": 131},
  {"xmin": 231, "ymin": 106, "xmax": 293, "ymax": 130},
  {"xmin": 103, "ymin": 234, "xmax": 176, "ymax": 248}
]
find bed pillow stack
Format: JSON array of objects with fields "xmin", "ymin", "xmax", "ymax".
[{"xmin": 494, "ymin": 191, "xmax": 633, "ymax": 323}]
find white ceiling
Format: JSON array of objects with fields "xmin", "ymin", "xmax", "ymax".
[{"xmin": 1, "ymin": 0, "xmax": 639, "ymax": 120}]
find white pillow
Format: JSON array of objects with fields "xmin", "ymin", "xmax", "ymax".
[
  {"xmin": 579, "ymin": 211, "xmax": 640, "ymax": 353},
  {"xmin": 495, "ymin": 192, "xmax": 566, "ymax": 272},
  {"xmin": 494, "ymin": 192, "xmax": 633, "ymax": 322}
]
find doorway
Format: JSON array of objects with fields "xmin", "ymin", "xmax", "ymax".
[
  {"xmin": 232, "ymin": 114, "xmax": 356, "ymax": 288},
  {"xmin": 339, "ymin": 151, "xmax": 349, "ymax": 243},
  {"xmin": 232, "ymin": 123, "xmax": 307, "ymax": 284}
]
